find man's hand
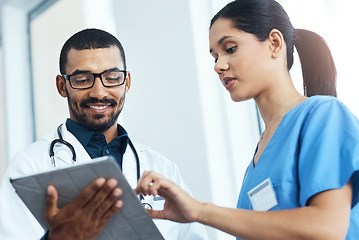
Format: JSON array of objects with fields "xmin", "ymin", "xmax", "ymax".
[{"xmin": 44, "ymin": 178, "xmax": 123, "ymax": 240}]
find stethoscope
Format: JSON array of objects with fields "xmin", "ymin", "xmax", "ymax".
[{"xmin": 49, "ymin": 124, "xmax": 154, "ymax": 209}]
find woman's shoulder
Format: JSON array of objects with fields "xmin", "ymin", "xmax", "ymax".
[
  {"xmin": 298, "ymin": 95, "xmax": 352, "ymax": 116},
  {"xmin": 297, "ymin": 95, "xmax": 359, "ymax": 132},
  {"xmin": 303, "ymin": 95, "xmax": 339, "ymax": 108},
  {"xmin": 285, "ymin": 95, "xmax": 359, "ymax": 135}
]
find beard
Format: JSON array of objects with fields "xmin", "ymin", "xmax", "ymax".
[{"xmin": 66, "ymin": 87, "xmax": 125, "ymax": 132}]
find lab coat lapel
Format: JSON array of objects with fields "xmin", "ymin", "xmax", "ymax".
[
  {"xmin": 59, "ymin": 123, "xmax": 92, "ymax": 164},
  {"xmin": 122, "ymin": 142, "xmax": 141, "ymax": 188}
]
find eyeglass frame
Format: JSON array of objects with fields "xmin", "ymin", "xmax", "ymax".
[{"xmin": 62, "ymin": 68, "xmax": 127, "ymax": 89}]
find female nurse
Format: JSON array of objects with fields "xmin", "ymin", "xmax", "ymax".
[{"xmin": 135, "ymin": 0, "xmax": 359, "ymax": 239}]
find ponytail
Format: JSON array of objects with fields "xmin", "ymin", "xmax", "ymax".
[
  {"xmin": 211, "ymin": 0, "xmax": 337, "ymax": 97},
  {"xmin": 294, "ymin": 29, "xmax": 337, "ymax": 97}
]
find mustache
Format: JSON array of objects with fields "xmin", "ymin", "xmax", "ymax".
[{"xmin": 80, "ymin": 97, "xmax": 118, "ymax": 108}]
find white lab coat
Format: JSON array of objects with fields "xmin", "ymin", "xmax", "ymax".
[{"xmin": 0, "ymin": 123, "xmax": 208, "ymax": 240}]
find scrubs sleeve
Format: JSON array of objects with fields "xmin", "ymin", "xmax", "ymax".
[{"xmin": 298, "ymin": 98, "xmax": 359, "ymax": 207}]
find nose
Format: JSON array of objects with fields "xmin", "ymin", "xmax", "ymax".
[
  {"xmin": 88, "ymin": 76, "xmax": 108, "ymax": 99},
  {"xmin": 214, "ymin": 57, "xmax": 229, "ymax": 74}
]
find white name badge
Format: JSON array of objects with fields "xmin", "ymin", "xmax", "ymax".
[{"xmin": 247, "ymin": 178, "xmax": 278, "ymax": 211}]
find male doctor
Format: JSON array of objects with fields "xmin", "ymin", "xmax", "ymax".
[{"xmin": 0, "ymin": 28, "xmax": 208, "ymax": 240}]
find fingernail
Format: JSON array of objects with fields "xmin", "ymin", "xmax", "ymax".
[
  {"xmin": 108, "ymin": 179, "xmax": 118, "ymax": 188},
  {"xmin": 113, "ymin": 188, "xmax": 121, "ymax": 197},
  {"xmin": 96, "ymin": 178, "xmax": 106, "ymax": 186},
  {"xmin": 115, "ymin": 200, "xmax": 122, "ymax": 208},
  {"xmin": 47, "ymin": 186, "xmax": 52, "ymax": 195}
]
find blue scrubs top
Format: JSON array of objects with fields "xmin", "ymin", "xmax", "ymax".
[{"xmin": 237, "ymin": 96, "xmax": 359, "ymax": 239}]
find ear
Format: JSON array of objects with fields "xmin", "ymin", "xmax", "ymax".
[
  {"xmin": 268, "ymin": 29, "xmax": 284, "ymax": 57},
  {"xmin": 125, "ymin": 71, "xmax": 131, "ymax": 93},
  {"xmin": 56, "ymin": 75, "xmax": 67, "ymax": 98}
]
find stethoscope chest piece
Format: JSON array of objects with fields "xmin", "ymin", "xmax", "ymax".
[{"xmin": 140, "ymin": 194, "xmax": 154, "ymax": 210}]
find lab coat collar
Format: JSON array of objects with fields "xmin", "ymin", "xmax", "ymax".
[{"xmin": 47, "ymin": 122, "xmax": 141, "ymax": 187}]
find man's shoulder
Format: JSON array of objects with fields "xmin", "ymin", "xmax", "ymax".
[
  {"xmin": 132, "ymin": 142, "xmax": 170, "ymax": 162},
  {"xmin": 14, "ymin": 137, "xmax": 52, "ymax": 158},
  {"xmin": 7, "ymin": 131, "xmax": 57, "ymax": 176},
  {"xmin": 131, "ymin": 142, "xmax": 181, "ymax": 178}
]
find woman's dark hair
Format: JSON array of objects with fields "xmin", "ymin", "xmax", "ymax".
[
  {"xmin": 210, "ymin": 0, "xmax": 336, "ymax": 97},
  {"xmin": 59, "ymin": 28, "xmax": 126, "ymax": 75}
]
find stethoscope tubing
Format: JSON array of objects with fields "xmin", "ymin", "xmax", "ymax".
[
  {"xmin": 49, "ymin": 124, "xmax": 153, "ymax": 208},
  {"xmin": 50, "ymin": 124, "xmax": 139, "ymax": 177}
]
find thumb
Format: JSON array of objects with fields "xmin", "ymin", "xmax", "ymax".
[
  {"xmin": 44, "ymin": 185, "xmax": 59, "ymax": 222},
  {"xmin": 146, "ymin": 209, "xmax": 165, "ymax": 220},
  {"xmin": 133, "ymin": 187, "xmax": 141, "ymax": 195}
]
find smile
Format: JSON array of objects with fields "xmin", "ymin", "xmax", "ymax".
[
  {"xmin": 86, "ymin": 103, "xmax": 113, "ymax": 114},
  {"xmin": 89, "ymin": 105, "xmax": 109, "ymax": 110}
]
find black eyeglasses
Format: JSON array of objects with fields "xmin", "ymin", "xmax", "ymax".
[{"xmin": 62, "ymin": 69, "xmax": 127, "ymax": 89}]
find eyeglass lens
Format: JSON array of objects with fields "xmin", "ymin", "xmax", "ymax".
[{"xmin": 69, "ymin": 71, "xmax": 125, "ymax": 88}]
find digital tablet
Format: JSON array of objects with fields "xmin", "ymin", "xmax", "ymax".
[{"xmin": 10, "ymin": 156, "xmax": 164, "ymax": 240}]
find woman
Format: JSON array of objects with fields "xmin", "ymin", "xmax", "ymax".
[{"xmin": 135, "ymin": 0, "xmax": 359, "ymax": 239}]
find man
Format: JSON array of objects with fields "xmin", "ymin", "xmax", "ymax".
[{"xmin": 0, "ymin": 29, "xmax": 208, "ymax": 239}]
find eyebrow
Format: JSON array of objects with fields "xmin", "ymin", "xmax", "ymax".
[
  {"xmin": 209, "ymin": 36, "xmax": 230, "ymax": 53},
  {"xmin": 70, "ymin": 67, "xmax": 121, "ymax": 75}
]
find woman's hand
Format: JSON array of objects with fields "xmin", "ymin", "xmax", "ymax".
[{"xmin": 135, "ymin": 171, "xmax": 204, "ymax": 223}]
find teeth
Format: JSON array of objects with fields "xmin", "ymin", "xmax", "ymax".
[
  {"xmin": 221, "ymin": 79, "xmax": 234, "ymax": 86},
  {"xmin": 90, "ymin": 105, "xmax": 107, "ymax": 110},
  {"xmin": 225, "ymin": 79, "xmax": 232, "ymax": 84}
]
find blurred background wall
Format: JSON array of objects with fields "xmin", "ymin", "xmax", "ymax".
[{"xmin": 0, "ymin": 0, "xmax": 358, "ymax": 239}]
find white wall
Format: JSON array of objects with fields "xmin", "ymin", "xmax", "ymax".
[
  {"xmin": 0, "ymin": 47, "xmax": 5, "ymax": 184},
  {"xmin": 2, "ymin": 3, "xmax": 35, "ymax": 163}
]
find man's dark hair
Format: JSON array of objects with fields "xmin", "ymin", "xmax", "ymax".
[{"xmin": 59, "ymin": 28, "xmax": 126, "ymax": 74}]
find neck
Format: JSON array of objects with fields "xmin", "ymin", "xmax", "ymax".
[
  {"xmin": 255, "ymin": 86, "xmax": 302, "ymax": 128},
  {"xmin": 102, "ymin": 123, "xmax": 119, "ymax": 143}
]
